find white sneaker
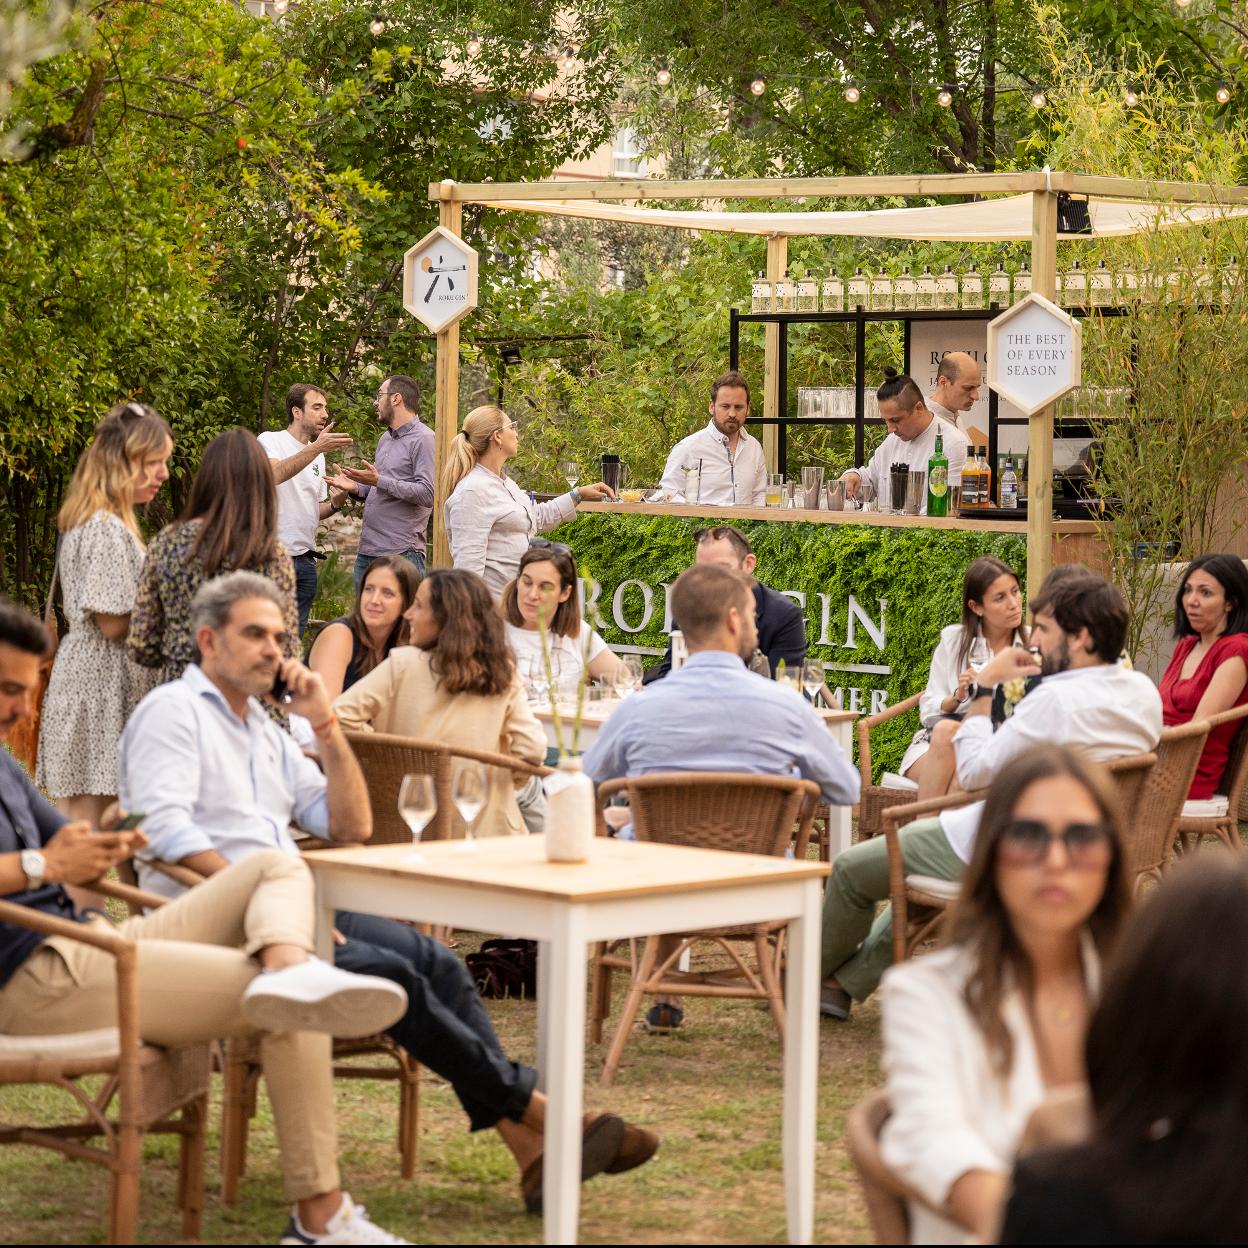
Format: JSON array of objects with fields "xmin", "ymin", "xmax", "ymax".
[
  {"xmin": 242, "ymin": 957, "xmax": 407, "ymax": 1038},
  {"xmin": 278, "ymin": 1193, "xmax": 409, "ymax": 1244}
]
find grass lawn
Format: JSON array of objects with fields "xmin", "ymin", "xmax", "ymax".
[{"xmin": 0, "ymin": 938, "xmax": 881, "ymax": 1244}]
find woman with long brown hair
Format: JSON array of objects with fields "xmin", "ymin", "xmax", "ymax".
[
  {"xmin": 308, "ymin": 555, "xmax": 420, "ymax": 701},
  {"xmin": 128, "ymin": 427, "xmax": 298, "ymax": 684},
  {"xmin": 334, "ymin": 569, "xmax": 545, "ymax": 836},
  {"xmin": 37, "ymin": 401, "xmax": 173, "ymax": 824},
  {"xmin": 878, "ymin": 744, "xmax": 1131, "ymax": 1244}
]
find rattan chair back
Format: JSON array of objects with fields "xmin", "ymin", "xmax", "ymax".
[
  {"xmin": 855, "ymin": 692, "xmax": 924, "ymax": 840},
  {"xmin": 345, "ymin": 731, "xmax": 455, "ymax": 842},
  {"xmin": 1129, "ymin": 720, "xmax": 1211, "ymax": 886},
  {"xmin": 1177, "ymin": 702, "xmax": 1248, "ymax": 852},
  {"xmin": 846, "ymin": 1090, "xmax": 928, "ymax": 1244}
]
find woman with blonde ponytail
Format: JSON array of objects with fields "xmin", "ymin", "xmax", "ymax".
[
  {"xmin": 442, "ymin": 405, "xmax": 615, "ymax": 598},
  {"xmin": 37, "ymin": 401, "xmax": 173, "ymax": 826}
]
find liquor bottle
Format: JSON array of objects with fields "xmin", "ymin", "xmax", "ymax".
[
  {"xmin": 1013, "ymin": 262, "xmax": 1031, "ymax": 302},
  {"xmin": 751, "ymin": 271, "xmax": 772, "ymax": 313},
  {"xmin": 978, "ymin": 453, "xmax": 993, "ymax": 511},
  {"xmin": 1116, "ymin": 263, "xmax": 1139, "ymax": 304},
  {"xmin": 774, "ymin": 269, "xmax": 795, "ymax": 312},
  {"xmin": 915, "ymin": 264, "xmax": 936, "ymax": 311},
  {"xmin": 988, "ymin": 262, "xmax": 1010, "ymax": 308},
  {"xmin": 935, "ymin": 264, "xmax": 960, "ymax": 310},
  {"xmin": 821, "ymin": 270, "xmax": 845, "ymax": 312},
  {"xmin": 1062, "ymin": 259, "xmax": 1086, "ymax": 308},
  {"xmin": 796, "ymin": 268, "xmax": 819, "ymax": 312},
  {"xmin": 869, "ymin": 269, "xmax": 893, "ymax": 312},
  {"xmin": 847, "ymin": 266, "xmax": 869, "ymax": 308},
  {"xmin": 960, "ymin": 452, "xmax": 981, "ymax": 508},
  {"xmin": 926, "ymin": 433, "xmax": 950, "ymax": 517},
  {"xmin": 1195, "ymin": 255, "xmax": 1214, "ymax": 305},
  {"xmin": 1089, "ymin": 260, "xmax": 1113, "ymax": 307},
  {"xmin": 1223, "ymin": 258, "xmax": 1241, "ymax": 307},
  {"xmin": 961, "ymin": 263, "xmax": 984, "ymax": 311},
  {"xmin": 1000, "ymin": 456, "xmax": 1019, "ymax": 510},
  {"xmin": 893, "ymin": 264, "xmax": 916, "ymax": 309}
]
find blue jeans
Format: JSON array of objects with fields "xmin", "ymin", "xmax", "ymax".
[
  {"xmin": 292, "ymin": 552, "xmax": 319, "ymax": 637},
  {"xmin": 353, "ymin": 548, "xmax": 425, "ymax": 589},
  {"xmin": 333, "ymin": 910, "xmax": 536, "ymax": 1131}
]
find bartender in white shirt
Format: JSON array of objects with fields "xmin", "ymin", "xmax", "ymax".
[
  {"xmin": 926, "ymin": 351, "xmax": 982, "ymax": 430},
  {"xmin": 659, "ymin": 370, "xmax": 767, "ymax": 506},
  {"xmin": 841, "ymin": 368, "xmax": 970, "ymax": 515}
]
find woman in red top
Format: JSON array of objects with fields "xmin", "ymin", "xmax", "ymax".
[{"xmin": 1159, "ymin": 553, "xmax": 1248, "ymax": 799}]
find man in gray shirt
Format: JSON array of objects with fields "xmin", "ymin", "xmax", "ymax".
[{"xmin": 329, "ymin": 374, "xmax": 434, "ymax": 584}]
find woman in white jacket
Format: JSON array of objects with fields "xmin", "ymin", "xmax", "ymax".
[
  {"xmin": 901, "ymin": 555, "xmax": 1027, "ymax": 799},
  {"xmin": 442, "ymin": 405, "xmax": 615, "ymax": 599},
  {"xmin": 879, "ymin": 744, "xmax": 1130, "ymax": 1244}
]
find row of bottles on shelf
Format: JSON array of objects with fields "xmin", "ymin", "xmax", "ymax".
[{"xmin": 750, "ymin": 258, "xmax": 1243, "ymax": 314}]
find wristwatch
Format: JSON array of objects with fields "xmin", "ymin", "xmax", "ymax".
[
  {"xmin": 570, "ymin": 486, "xmax": 583, "ymax": 504},
  {"xmin": 20, "ymin": 849, "xmax": 46, "ymax": 889},
  {"xmin": 965, "ymin": 680, "xmax": 994, "ymax": 702}
]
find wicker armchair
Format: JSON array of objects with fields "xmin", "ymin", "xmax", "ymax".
[
  {"xmin": 1129, "ymin": 720, "xmax": 1211, "ymax": 888},
  {"xmin": 1176, "ymin": 703, "xmax": 1248, "ymax": 854},
  {"xmin": 856, "ymin": 692, "xmax": 924, "ymax": 842},
  {"xmin": 589, "ymin": 771, "xmax": 819, "ymax": 1086},
  {"xmin": 0, "ymin": 878, "xmax": 210, "ymax": 1244}
]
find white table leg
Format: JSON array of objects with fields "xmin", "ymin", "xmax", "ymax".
[
  {"xmin": 543, "ymin": 907, "xmax": 589, "ymax": 1245},
  {"xmin": 536, "ymin": 939, "xmax": 552, "ymax": 1091},
  {"xmin": 829, "ymin": 721, "xmax": 854, "ymax": 856},
  {"xmin": 783, "ymin": 878, "xmax": 821, "ymax": 1245},
  {"xmin": 314, "ymin": 876, "xmax": 334, "ymax": 963}
]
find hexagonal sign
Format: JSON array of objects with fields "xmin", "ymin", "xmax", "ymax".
[
  {"xmin": 986, "ymin": 293, "xmax": 1082, "ymax": 416},
  {"xmin": 402, "ymin": 226, "xmax": 478, "ymax": 333}
]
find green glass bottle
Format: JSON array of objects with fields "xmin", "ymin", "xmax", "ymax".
[{"xmin": 926, "ymin": 432, "xmax": 950, "ymax": 517}]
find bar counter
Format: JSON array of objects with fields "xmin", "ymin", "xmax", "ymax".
[{"xmin": 554, "ymin": 501, "xmax": 1107, "ymax": 776}]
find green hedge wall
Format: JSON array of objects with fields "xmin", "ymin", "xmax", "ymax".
[{"xmin": 553, "ymin": 513, "xmax": 1027, "ymax": 776}]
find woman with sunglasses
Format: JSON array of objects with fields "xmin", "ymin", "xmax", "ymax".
[
  {"xmin": 878, "ymin": 744, "xmax": 1130, "ymax": 1244},
  {"xmin": 442, "ymin": 405, "xmax": 615, "ymax": 599}
]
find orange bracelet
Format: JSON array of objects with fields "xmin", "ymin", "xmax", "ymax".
[{"xmin": 311, "ymin": 712, "xmax": 338, "ymax": 742}]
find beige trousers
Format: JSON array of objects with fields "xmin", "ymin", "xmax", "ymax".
[{"xmin": 0, "ymin": 849, "xmax": 339, "ymax": 1201}]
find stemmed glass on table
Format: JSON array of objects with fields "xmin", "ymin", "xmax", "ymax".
[
  {"xmin": 559, "ymin": 461, "xmax": 580, "ymax": 491},
  {"xmin": 452, "ymin": 759, "xmax": 489, "ymax": 851},
  {"xmin": 613, "ymin": 653, "xmax": 644, "ymax": 698},
  {"xmin": 801, "ymin": 658, "xmax": 825, "ymax": 706},
  {"xmin": 397, "ymin": 774, "xmax": 436, "ymax": 862}
]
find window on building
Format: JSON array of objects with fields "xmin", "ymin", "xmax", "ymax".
[{"xmin": 612, "ymin": 125, "xmax": 646, "ymax": 177}]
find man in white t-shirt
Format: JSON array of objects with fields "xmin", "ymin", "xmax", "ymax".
[
  {"xmin": 818, "ymin": 569, "xmax": 1162, "ymax": 1019},
  {"xmin": 258, "ymin": 384, "xmax": 353, "ymax": 635},
  {"xmin": 927, "ymin": 351, "xmax": 982, "ymax": 431}
]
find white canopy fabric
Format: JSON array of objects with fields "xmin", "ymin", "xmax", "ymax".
[{"xmin": 486, "ymin": 192, "xmax": 1248, "ymax": 241}]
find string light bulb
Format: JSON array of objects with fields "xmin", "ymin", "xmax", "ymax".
[
  {"xmin": 1175, "ymin": 0, "xmax": 1192, "ymax": 8},
  {"xmin": 466, "ymin": 31, "xmax": 481, "ymax": 56},
  {"xmin": 559, "ymin": 44, "xmax": 576, "ymax": 70},
  {"xmin": 369, "ymin": 14, "xmax": 385, "ymax": 35},
  {"xmin": 272, "ymin": 0, "xmax": 289, "ymax": 13},
  {"xmin": 656, "ymin": 61, "xmax": 672, "ymax": 86},
  {"xmin": 1217, "ymin": 83, "xmax": 1231, "ymax": 104},
  {"xmin": 937, "ymin": 86, "xmax": 953, "ymax": 107},
  {"xmin": 1123, "ymin": 85, "xmax": 1139, "ymax": 107},
  {"xmin": 844, "ymin": 84, "xmax": 861, "ymax": 103},
  {"xmin": 750, "ymin": 75, "xmax": 766, "ymax": 96},
  {"xmin": 1030, "ymin": 88, "xmax": 1047, "ymax": 108}
]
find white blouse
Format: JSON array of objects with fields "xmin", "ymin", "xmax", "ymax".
[
  {"xmin": 506, "ymin": 621, "xmax": 608, "ymax": 704},
  {"xmin": 444, "ymin": 464, "xmax": 577, "ymax": 599}
]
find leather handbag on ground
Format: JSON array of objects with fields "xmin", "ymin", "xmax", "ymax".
[
  {"xmin": 466, "ymin": 938, "xmax": 538, "ymax": 1000},
  {"xmin": 8, "ymin": 559, "xmax": 59, "ymax": 774}
]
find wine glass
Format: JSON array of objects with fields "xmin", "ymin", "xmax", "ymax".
[
  {"xmin": 968, "ymin": 635, "xmax": 991, "ymax": 671},
  {"xmin": 614, "ymin": 654, "xmax": 643, "ymax": 697},
  {"xmin": 451, "ymin": 760, "xmax": 489, "ymax": 850},
  {"xmin": 559, "ymin": 460, "xmax": 580, "ymax": 490},
  {"xmin": 397, "ymin": 774, "xmax": 436, "ymax": 861},
  {"xmin": 801, "ymin": 658, "xmax": 825, "ymax": 705}
]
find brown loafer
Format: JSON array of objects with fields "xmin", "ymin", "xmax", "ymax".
[
  {"xmin": 606, "ymin": 1121, "xmax": 659, "ymax": 1174},
  {"xmin": 520, "ymin": 1112, "xmax": 626, "ymax": 1214}
]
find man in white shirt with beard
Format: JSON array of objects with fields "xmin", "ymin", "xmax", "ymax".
[
  {"xmin": 841, "ymin": 369, "xmax": 970, "ymax": 514},
  {"xmin": 819, "ymin": 568, "xmax": 1162, "ymax": 1020},
  {"xmin": 659, "ymin": 370, "xmax": 767, "ymax": 506}
]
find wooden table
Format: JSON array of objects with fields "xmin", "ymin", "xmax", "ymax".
[
  {"xmin": 535, "ymin": 697, "xmax": 859, "ymax": 855},
  {"xmin": 303, "ymin": 836, "xmax": 830, "ymax": 1245}
]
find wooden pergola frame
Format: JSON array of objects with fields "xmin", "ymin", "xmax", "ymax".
[{"xmin": 427, "ymin": 171, "xmax": 1248, "ymax": 585}]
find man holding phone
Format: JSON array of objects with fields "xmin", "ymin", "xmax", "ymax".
[{"xmin": 0, "ymin": 594, "xmax": 414, "ymax": 1245}]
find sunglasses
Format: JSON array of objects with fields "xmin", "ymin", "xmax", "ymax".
[
  {"xmin": 527, "ymin": 538, "xmax": 572, "ymax": 559},
  {"xmin": 997, "ymin": 820, "xmax": 1114, "ymax": 870}
]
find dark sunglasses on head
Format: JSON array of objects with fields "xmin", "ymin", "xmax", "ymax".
[
  {"xmin": 997, "ymin": 820, "xmax": 1114, "ymax": 870},
  {"xmin": 527, "ymin": 538, "xmax": 573, "ymax": 559}
]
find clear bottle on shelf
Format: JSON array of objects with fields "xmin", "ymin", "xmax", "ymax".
[
  {"xmin": 988, "ymin": 261, "xmax": 1011, "ymax": 307},
  {"xmin": 774, "ymin": 268, "xmax": 795, "ymax": 312},
  {"xmin": 961, "ymin": 263, "xmax": 984, "ymax": 310},
  {"xmin": 821, "ymin": 270, "xmax": 845, "ymax": 312},
  {"xmin": 796, "ymin": 268, "xmax": 819, "ymax": 312},
  {"xmin": 915, "ymin": 264, "xmax": 936, "ymax": 311},
  {"xmin": 1115, "ymin": 263, "xmax": 1139, "ymax": 304},
  {"xmin": 1195, "ymin": 255, "xmax": 1215, "ymax": 305},
  {"xmin": 847, "ymin": 265, "xmax": 869, "ymax": 308},
  {"xmin": 935, "ymin": 263, "xmax": 960, "ymax": 310},
  {"xmin": 1223, "ymin": 259, "xmax": 1241, "ymax": 307},
  {"xmin": 869, "ymin": 269, "xmax": 893, "ymax": 312},
  {"xmin": 1089, "ymin": 259, "xmax": 1113, "ymax": 307},
  {"xmin": 893, "ymin": 264, "xmax": 916, "ymax": 309},
  {"xmin": 1162, "ymin": 265, "xmax": 1184, "ymax": 304},
  {"xmin": 1013, "ymin": 262, "xmax": 1032, "ymax": 302},
  {"xmin": 751, "ymin": 271, "xmax": 772, "ymax": 313},
  {"xmin": 1000, "ymin": 456, "xmax": 1019, "ymax": 510},
  {"xmin": 1062, "ymin": 259, "xmax": 1086, "ymax": 308}
]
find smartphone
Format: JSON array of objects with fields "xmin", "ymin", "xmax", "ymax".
[
  {"xmin": 271, "ymin": 669, "xmax": 293, "ymax": 705},
  {"xmin": 115, "ymin": 812, "xmax": 146, "ymax": 831}
]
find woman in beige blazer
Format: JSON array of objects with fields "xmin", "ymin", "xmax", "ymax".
[{"xmin": 335, "ymin": 569, "xmax": 545, "ymax": 836}]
